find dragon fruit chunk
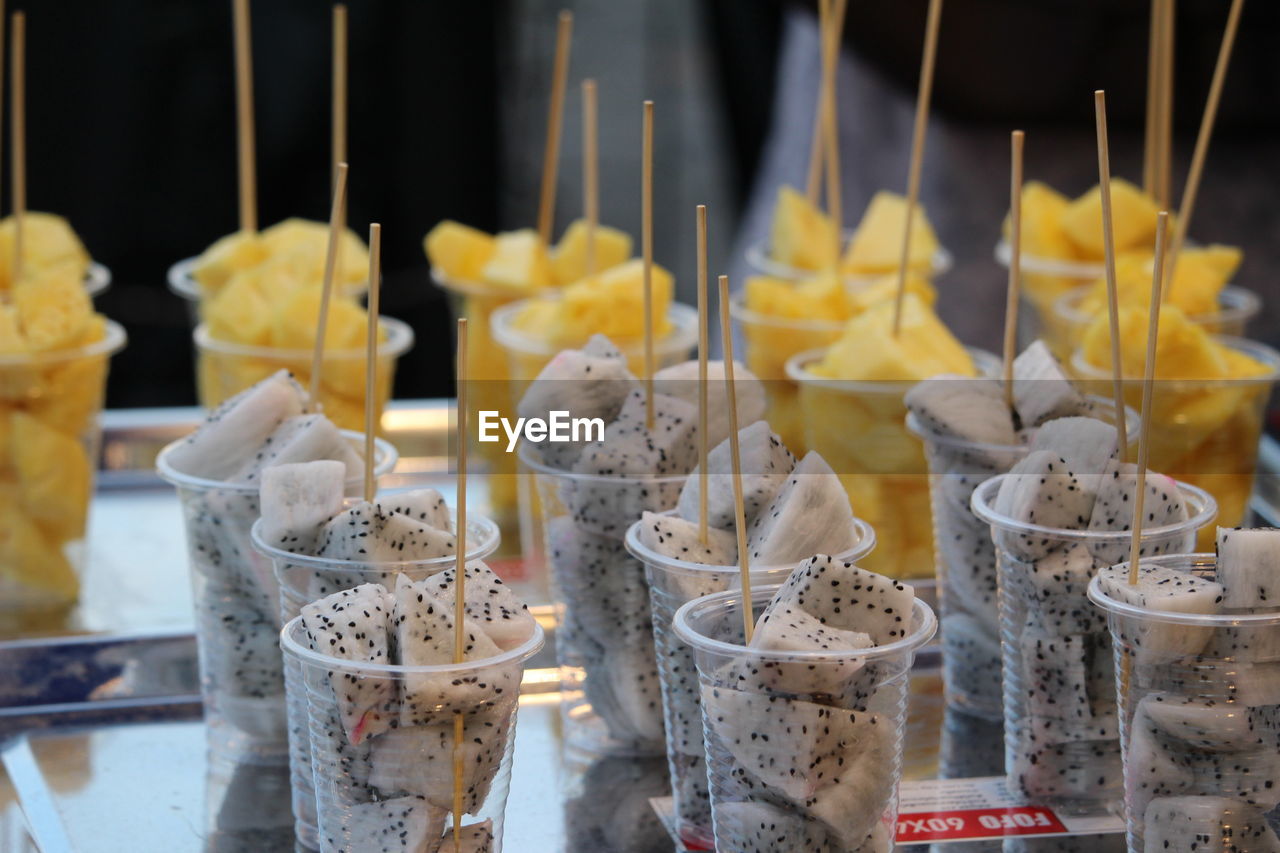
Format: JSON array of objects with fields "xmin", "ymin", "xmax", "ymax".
[
  {"xmin": 744, "ymin": 603, "xmax": 872, "ymax": 695},
  {"xmin": 316, "ymin": 502, "xmax": 456, "ymax": 562},
  {"xmin": 1096, "ymin": 564, "xmax": 1222, "ymax": 662},
  {"xmin": 367, "ymin": 718, "xmax": 510, "ymax": 813},
  {"xmin": 1215, "ymin": 527, "xmax": 1280, "ymax": 609},
  {"xmin": 1125, "ymin": 713, "xmax": 1196, "ymax": 818},
  {"xmin": 712, "ymin": 800, "xmax": 834, "ymax": 852},
  {"xmin": 1015, "ymin": 542, "xmax": 1108, "ymax": 636},
  {"xmin": 229, "ymin": 413, "xmax": 364, "ymax": 484},
  {"xmin": 547, "ymin": 517, "xmax": 651, "ymax": 648},
  {"xmin": 940, "ymin": 613, "xmax": 1002, "ymax": 713},
  {"xmin": 654, "ymin": 359, "xmax": 766, "ymax": 451},
  {"xmin": 335, "ymin": 794, "xmax": 446, "ymax": 853},
  {"xmin": 1020, "ymin": 629, "xmax": 1117, "ymax": 745},
  {"xmin": 993, "ymin": 450, "xmax": 1096, "ymax": 561},
  {"xmin": 417, "ymin": 560, "xmax": 538, "ymax": 651},
  {"xmin": 1029, "ymin": 416, "xmax": 1120, "ymax": 495},
  {"xmin": 377, "ymin": 488, "xmax": 453, "ymax": 533},
  {"xmin": 745, "ymin": 452, "xmax": 858, "ymax": 566},
  {"xmin": 763, "ymin": 554, "xmax": 915, "ymax": 643},
  {"xmin": 1140, "ymin": 693, "xmax": 1279, "ymax": 752},
  {"xmin": 437, "ymin": 820, "xmax": 495, "ymax": 853},
  {"xmin": 259, "ymin": 460, "xmax": 346, "ymax": 554},
  {"xmin": 675, "ymin": 420, "xmax": 794, "ymax": 531},
  {"xmin": 1142, "ymin": 796, "xmax": 1280, "ymax": 853},
  {"xmin": 300, "ymin": 583, "xmax": 396, "ymax": 745},
  {"xmin": 905, "ymin": 373, "xmax": 1018, "ymax": 447},
  {"xmin": 1086, "ymin": 461, "xmax": 1190, "ymax": 565},
  {"xmin": 1009, "ymin": 739, "xmax": 1122, "ymax": 801},
  {"xmin": 1012, "ymin": 341, "xmax": 1087, "ymax": 428},
  {"xmin": 636, "ymin": 510, "xmax": 737, "ymax": 566}
]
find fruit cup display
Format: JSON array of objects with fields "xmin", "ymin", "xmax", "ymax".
[
  {"xmin": 971, "ymin": 475, "xmax": 1216, "ymax": 814},
  {"xmin": 1089, "ymin": 544, "xmax": 1280, "ymax": 853},
  {"xmin": 673, "ymin": 573, "xmax": 936, "ymax": 852}
]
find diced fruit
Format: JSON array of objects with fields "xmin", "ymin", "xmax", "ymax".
[
  {"xmin": 191, "ymin": 229, "xmax": 268, "ymax": 295},
  {"xmin": 206, "ymin": 274, "xmax": 274, "ymax": 346},
  {"xmin": 511, "ymin": 258, "xmax": 674, "ymax": 349},
  {"xmin": 551, "ymin": 219, "xmax": 633, "ymax": 284},
  {"xmin": 770, "ymin": 185, "xmax": 838, "ymax": 271},
  {"xmin": 0, "ymin": 492, "xmax": 78, "ymax": 608},
  {"xmin": 269, "ymin": 288, "xmax": 369, "ymax": 352},
  {"xmin": 841, "ymin": 191, "xmax": 939, "ymax": 275},
  {"xmin": 258, "ymin": 218, "xmax": 370, "ymax": 289},
  {"xmin": 0, "ymin": 212, "xmax": 91, "ymax": 291},
  {"xmin": 12, "ymin": 264, "xmax": 94, "ymax": 352},
  {"xmin": 845, "ymin": 273, "xmax": 937, "ymax": 314},
  {"xmin": 10, "ymin": 411, "xmax": 91, "ymax": 541},
  {"xmin": 0, "ymin": 305, "xmax": 27, "ymax": 355},
  {"xmin": 1060, "ymin": 178, "xmax": 1159, "ymax": 257},
  {"xmin": 424, "ymin": 220, "xmax": 496, "ymax": 282},
  {"xmin": 480, "ymin": 228, "xmax": 553, "ymax": 292},
  {"xmin": 1011, "ymin": 181, "xmax": 1077, "ymax": 263},
  {"xmin": 745, "ymin": 274, "xmax": 849, "ymax": 323},
  {"xmin": 811, "ymin": 292, "xmax": 974, "ymax": 381}
]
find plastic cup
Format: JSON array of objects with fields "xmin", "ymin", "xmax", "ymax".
[
  {"xmin": 744, "ymin": 232, "xmax": 953, "ymax": 283},
  {"xmin": 624, "ymin": 511, "xmax": 876, "ymax": 849},
  {"xmin": 193, "ymin": 317, "xmax": 413, "ymax": 433},
  {"xmin": 0, "ymin": 318, "xmax": 126, "ymax": 625},
  {"xmin": 970, "ymin": 475, "xmax": 1216, "ymax": 814},
  {"xmin": 155, "ymin": 434, "xmax": 398, "ymax": 761},
  {"xmin": 1046, "ymin": 283, "xmax": 1261, "ymax": 363},
  {"xmin": 280, "ymin": 614, "xmax": 543, "ymax": 853},
  {"xmin": 785, "ymin": 347, "xmax": 1000, "ymax": 582},
  {"xmin": 1071, "ymin": 336, "xmax": 1280, "ymax": 543},
  {"xmin": 1089, "ymin": 554, "xmax": 1280, "ymax": 852},
  {"xmin": 518, "ymin": 441, "xmax": 685, "ymax": 756},
  {"xmin": 673, "ymin": 584, "xmax": 937, "ymax": 852},
  {"xmin": 251, "ymin": 510, "xmax": 501, "ymax": 849},
  {"xmin": 167, "ymin": 255, "xmax": 368, "ymax": 327},
  {"xmin": 907, "ymin": 397, "xmax": 1137, "ymax": 721}
]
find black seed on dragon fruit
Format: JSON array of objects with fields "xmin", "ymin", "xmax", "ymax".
[
  {"xmin": 1141, "ymin": 795, "xmax": 1280, "ymax": 853},
  {"xmin": 414, "ymin": 561, "xmax": 537, "ymax": 652},
  {"xmin": 259, "ymin": 460, "xmax": 346, "ymax": 554},
  {"xmin": 331, "ymin": 794, "xmax": 446, "ymax": 853},
  {"xmin": 1096, "ymin": 564, "xmax": 1223, "ymax": 663},
  {"xmin": 637, "ymin": 510, "xmax": 737, "ymax": 568},
  {"xmin": 993, "ymin": 451, "xmax": 1096, "ymax": 562},
  {"xmin": 1086, "ymin": 462, "xmax": 1189, "ymax": 566},
  {"xmin": 675, "ymin": 421, "xmax": 794, "ymax": 531}
]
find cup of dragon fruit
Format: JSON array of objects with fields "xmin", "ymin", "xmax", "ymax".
[
  {"xmin": 252, "ymin": 510, "xmax": 501, "ymax": 849},
  {"xmin": 156, "ymin": 433, "xmax": 398, "ymax": 761},
  {"xmin": 624, "ymin": 512, "xmax": 877, "ymax": 849},
  {"xmin": 1089, "ymin": 552, "xmax": 1280, "ymax": 852},
  {"xmin": 281, "ymin": 605, "xmax": 544, "ymax": 853},
  {"xmin": 520, "ymin": 441, "xmax": 686, "ymax": 757},
  {"xmin": 970, "ymin": 476, "xmax": 1216, "ymax": 814},
  {"xmin": 674, "ymin": 584, "xmax": 936, "ymax": 852}
]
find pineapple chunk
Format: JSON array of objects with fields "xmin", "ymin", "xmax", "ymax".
[
  {"xmin": 1080, "ymin": 245, "xmax": 1241, "ymax": 319},
  {"xmin": 550, "ymin": 219, "xmax": 633, "ymax": 284},
  {"xmin": 842, "ymin": 191, "xmax": 940, "ymax": 275},
  {"xmin": 0, "ymin": 212, "xmax": 91, "ymax": 291},
  {"xmin": 770, "ymin": 185, "xmax": 838, "ymax": 271},
  {"xmin": 1009, "ymin": 181, "xmax": 1077, "ymax": 262},
  {"xmin": 0, "ymin": 491, "xmax": 78, "ymax": 608},
  {"xmin": 13, "ymin": 264, "xmax": 93, "ymax": 351},
  {"xmin": 191, "ymin": 230, "xmax": 268, "ymax": 295},
  {"xmin": 512, "ymin": 258, "xmax": 673, "ymax": 349},
  {"xmin": 480, "ymin": 229, "xmax": 553, "ymax": 293},
  {"xmin": 31, "ymin": 320, "xmax": 110, "ymax": 438},
  {"xmin": 811, "ymin": 292, "xmax": 974, "ymax": 381},
  {"xmin": 1081, "ymin": 304, "xmax": 1229, "ymax": 381},
  {"xmin": 0, "ymin": 304, "xmax": 27, "ymax": 354},
  {"xmin": 205, "ymin": 274, "xmax": 274, "ymax": 346},
  {"xmin": 270, "ymin": 288, "xmax": 368, "ymax": 351},
  {"xmin": 259, "ymin": 218, "xmax": 370, "ymax": 289},
  {"xmin": 1060, "ymin": 179, "xmax": 1159, "ymax": 258},
  {"xmin": 11, "ymin": 411, "xmax": 91, "ymax": 541},
  {"xmin": 845, "ymin": 273, "xmax": 937, "ymax": 314},
  {"xmin": 424, "ymin": 220, "xmax": 496, "ymax": 282},
  {"xmin": 745, "ymin": 274, "xmax": 851, "ymax": 323}
]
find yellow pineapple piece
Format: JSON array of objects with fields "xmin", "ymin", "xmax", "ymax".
[
  {"xmin": 270, "ymin": 288, "xmax": 369, "ymax": 351},
  {"xmin": 191, "ymin": 229, "xmax": 268, "ymax": 295},
  {"xmin": 845, "ymin": 273, "xmax": 937, "ymax": 314},
  {"xmin": 30, "ymin": 316, "xmax": 110, "ymax": 436},
  {"xmin": 0, "ymin": 304, "xmax": 28, "ymax": 354},
  {"xmin": 424, "ymin": 220, "xmax": 496, "ymax": 282},
  {"xmin": 745, "ymin": 274, "xmax": 850, "ymax": 324},
  {"xmin": 0, "ymin": 492, "xmax": 78, "ymax": 608},
  {"xmin": 770, "ymin": 185, "xmax": 838, "ymax": 271},
  {"xmin": 13, "ymin": 264, "xmax": 93, "ymax": 352},
  {"xmin": 812, "ymin": 293, "xmax": 974, "ymax": 381},
  {"xmin": 1060, "ymin": 179, "xmax": 1159, "ymax": 258},
  {"xmin": 517, "ymin": 258, "xmax": 674, "ymax": 350},
  {"xmin": 841, "ymin": 191, "xmax": 940, "ymax": 275},
  {"xmin": 480, "ymin": 229, "xmax": 553, "ymax": 293},
  {"xmin": 259, "ymin": 218, "xmax": 370, "ymax": 289},
  {"xmin": 11, "ymin": 411, "xmax": 91, "ymax": 542},
  {"xmin": 1166, "ymin": 245, "xmax": 1241, "ymax": 317},
  {"xmin": 550, "ymin": 219, "xmax": 634, "ymax": 284},
  {"xmin": 0, "ymin": 212, "xmax": 91, "ymax": 291},
  {"xmin": 205, "ymin": 274, "xmax": 274, "ymax": 346},
  {"xmin": 1010, "ymin": 181, "xmax": 1077, "ymax": 262}
]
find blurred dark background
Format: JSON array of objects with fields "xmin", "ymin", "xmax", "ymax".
[{"xmin": 14, "ymin": 0, "xmax": 1280, "ymax": 407}]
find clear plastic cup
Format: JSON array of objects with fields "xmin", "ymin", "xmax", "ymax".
[
  {"xmin": 1071, "ymin": 337, "xmax": 1280, "ymax": 544},
  {"xmin": 907, "ymin": 397, "xmax": 1137, "ymax": 721},
  {"xmin": 744, "ymin": 231, "xmax": 953, "ymax": 283},
  {"xmin": 167, "ymin": 255, "xmax": 368, "ymax": 327},
  {"xmin": 970, "ymin": 476, "xmax": 1217, "ymax": 814},
  {"xmin": 155, "ymin": 434, "xmax": 398, "ymax": 761},
  {"xmin": 518, "ymin": 441, "xmax": 685, "ymax": 756},
  {"xmin": 673, "ymin": 584, "xmax": 937, "ymax": 852},
  {"xmin": 1046, "ymin": 284, "xmax": 1261, "ymax": 363},
  {"xmin": 193, "ymin": 318, "xmax": 414, "ymax": 433},
  {"xmin": 994, "ymin": 241, "xmax": 1102, "ymax": 352},
  {"xmin": 280, "ymin": 613, "xmax": 544, "ymax": 853},
  {"xmin": 785, "ymin": 347, "xmax": 1000, "ymax": 583},
  {"xmin": 1088, "ymin": 554, "xmax": 1280, "ymax": 852},
  {"xmin": 624, "ymin": 511, "xmax": 877, "ymax": 849},
  {"xmin": 251, "ymin": 510, "xmax": 501, "ymax": 849},
  {"xmin": 0, "ymin": 318, "xmax": 126, "ymax": 625}
]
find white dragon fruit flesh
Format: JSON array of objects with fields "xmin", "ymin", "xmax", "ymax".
[
  {"xmin": 229, "ymin": 413, "xmax": 364, "ymax": 484},
  {"xmin": 1086, "ymin": 462, "xmax": 1189, "ymax": 566},
  {"xmin": 905, "ymin": 373, "xmax": 1018, "ymax": 448},
  {"xmin": 317, "ymin": 501, "xmax": 457, "ymax": 562},
  {"xmin": 654, "ymin": 359, "xmax": 766, "ymax": 451},
  {"xmin": 1012, "ymin": 341, "xmax": 1087, "ymax": 428},
  {"xmin": 258, "ymin": 460, "xmax": 346, "ymax": 554},
  {"xmin": 675, "ymin": 420, "xmax": 795, "ymax": 531},
  {"xmin": 712, "ymin": 800, "xmax": 834, "ymax": 852},
  {"xmin": 745, "ymin": 452, "xmax": 858, "ymax": 566},
  {"xmin": 1028, "ymin": 416, "xmax": 1120, "ymax": 495},
  {"xmin": 1096, "ymin": 563, "xmax": 1223, "ymax": 662},
  {"xmin": 1020, "ymin": 629, "xmax": 1117, "ymax": 745},
  {"xmin": 437, "ymin": 821, "xmax": 495, "ymax": 853},
  {"xmin": 762, "ymin": 554, "xmax": 915, "ymax": 644},
  {"xmin": 993, "ymin": 450, "xmax": 1096, "ymax": 561},
  {"xmin": 377, "ymin": 488, "xmax": 454, "ymax": 533},
  {"xmin": 367, "ymin": 718, "xmax": 510, "ymax": 813},
  {"xmin": 636, "ymin": 510, "xmax": 737, "ymax": 567},
  {"xmin": 414, "ymin": 561, "xmax": 537, "ymax": 651},
  {"xmin": 1142, "ymin": 796, "xmax": 1280, "ymax": 853},
  {"xmin": 335, "ymin": 794, "xmax": 446, "ymax": 853},
  {"xmin": 940, "ymin": 613, "xmax": 1002, "ymax": 716}
]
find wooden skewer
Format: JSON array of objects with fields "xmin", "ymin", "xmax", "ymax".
[
  {"xmin": 582, "ymin": 80, "xmax": 599, "ymax": 280},
  {"xmin": 821, "ymin": 0, "xmax": 847, "ymax": 264},
  {"xmin": 1127, "ymin": 212, "xmax": 1169, "ymax": 586},
  {"xmin": 308, "ymin": 162, "xmax": 349, "ymax": 408},
  {"xmin": 536, "ymin": 10, "xmax": 573, "ymax": 245},
  {"xmin": 233, "ymin": 0, "xmax": 257, "ymax": 233},
  {"xmin": 719, "ymin": 274, "xmax": 754, "ymax": 642},
  {"xmin": 1095, "ymin": 91, "xmax": 1130, "ymax": 464},
  {"xmin": 891, "ymin": 0, "xmax": 943, "ymax": 336},
  {"xmin": 642, "ymin": 100, "xmax": 656, "ymax": 429},
  {"xmin": 362, "ymin": 224, "xmax": 381, "ymax": 503},
  {"xmin": 332, "ymin": 4, "xmax": 347, "ymax": 212},
  {"xmin": 451, "ymin": 315, "xmax": 469, "ymax": 847},
  {"xmin": 1143, "ymin": 0, "xmax": 1160, "ymax": 194},
  {"xmin": 805, "ymin": 0, "xmax": 829, "ymax": 205},
  {"xmin": 1157, "ymin": 0, "xmax": 1175, "ymax": 210},
  {"xmin": 1168, "ymin": 0, "xmax": 1244, "ymax": 281},
  {"xmin": 696, "ymin": 205, "xmax": 710, "ymax": 545},
  {"xmin": 1001, "ymin": 130, "xmax": 1024, "ymax": 413},
  {"xmin": 9, "ymin": 11, "xmax": 22, "ymax": 287}
]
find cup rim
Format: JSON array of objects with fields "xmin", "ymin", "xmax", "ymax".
[
  {"xmin": 727, "ymin": 287, "xmax": 846, "ymax": 333},
  {"xmin": 488, "ymin": 299, "xmax": 699, "ymax": 359},
  {"xmin": 429, "ymin": 264, "xmax": 523, "ymax": 299},
  {"xmin": 744, "ymin": 232, "xmax": 953, "ymax": 283},
  {"xmin": 85, "ymin": 261, "xmax": 111, "ymax": 298},
  {"xmin": 970, "ymin": 474, "xmax": 1217, "ymax": 542},
  {"xmin": 250, "ymin": 508, "xmax": 501, "ymax": 570},
  {"xmin": 672, "ymin": 582, "xmax": 937, "ymax": 663},
  {"xmin": 784, "ymin": 346, "xmax": 1001, "ymax": 393},
  {"xmin": 193, "ymin": 316, "xmax": 414, "ymax": 361},
  {"xmin": 0, "ymin": 316, "xmax": 127, "ymax": 367},
  {"xmin": 993, "ymin": 239, "xmax": 1104, "ymax": 280},
  {"xmin": 517, "ymin": 439, "xmax": 690, "ymax": 485},
  {"xmin": 622, "ymin": 508, "xmax": 876, "ymax": 576},
  {"xmin": 905, "ymin": 395, "xmax": 1141, "ymax": 455},
  {"xmin": 168, "ymin": 255, "xmax": 372, "ymax": 303},
  {"xmin": 1087, "ymin": 553, "xmax": 1280, "ymax": 626},
  {"xmin": 155, "ymin": 430, "xmax": 399, "ymax": 493},
  {"xmin": 1052, "ymin": 283, "xmax": 1261, "ymax": 329},
  {"xmin": 1070, "ymin": 334, "xmax": 1280, "ymax": 386},
  {"xmin": 280, "ymin": 612, "xmax": 545, "ymax": 675}
]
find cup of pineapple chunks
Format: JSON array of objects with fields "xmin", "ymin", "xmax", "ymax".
[{"xmin": 0, "ymin": 311, "xmax": 126, "ymax": 620}]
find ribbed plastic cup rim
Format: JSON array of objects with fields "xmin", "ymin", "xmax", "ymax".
[
  {"xmin": 673, "ymin": 582, "xmax": 937, "ymax": 664},
  {"xmin": 744, "ymin": 232, "xmax": 953, "ymax": 283},
  {"xmin": 1053, "ymin": 283, "xmax": 1261, "ymax": 331},
  {"xmin": 970, "ymin": 474, "xmax": 1217, "ymax": 543},
  {"xmin": 1088, "ymin": 553, "xmax": 1280, "ymax": 626},
  {"xmin": 250, "ymin": 509, "xmax": 501, "ymax": 571},
  {"xmin": 904, "ymin": 396, "xmax": 1141, "ymax": 456},
  {"xmin": 193, "ymin": 316, "xmax": 414, "ymax": 361},
  {"xmin": 0, "ymin": 316, "xmax": 126, "ymax": 367},
  {"xmin": 517, "ymin": 440, "xmax": 689, "ymax": 487},
  {"xmin": 168, "ymin": 255, "xmax": 371, "ymax": 303},
  {"xmin": 623, "ymin": 508, "xmax": 876, "ymax": 578},
  {"xmin": 155, "ymin": 431, "xmax": 399, "ymax": 494},
  {"xmin": 489, "ymin": 300, "xmax": 699, "ymax": 359},
  {"xmin": 785, "ymin": 347, "xmax": 1001, "ymax": 394},
  {"xmin": 281, "ymin": 613, "xmax": 545, "ymax": 675},
  {"xmin": 430, "ymin": 265, "xmax": 521, "ymax": 300},
  {"xmin": 1070, "ymin": 335, "xmax": 1280, "ymax": 388}
]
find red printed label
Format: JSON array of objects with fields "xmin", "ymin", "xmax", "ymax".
[{"xmin": 896, "ymin": 806, "xmax": 1068, "ymax": 842}]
